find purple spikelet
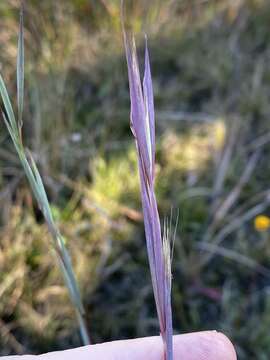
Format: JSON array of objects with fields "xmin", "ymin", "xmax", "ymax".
[{"xmin": 122, "ymin": 21, "xmax": 174, "ymax": 360}]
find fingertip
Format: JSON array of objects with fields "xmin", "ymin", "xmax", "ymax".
[
  {"xmin": 173, "ymin": 331, "xmax": 237, "ymax": 360},
  {"xmin": 213, "ymin": 331, "xmax": 237, "ymax": 360}
]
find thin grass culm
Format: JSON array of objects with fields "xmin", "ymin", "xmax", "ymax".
[
  {"xmin": 0, "ymin": 5, "xmax": 90, "ymax": 346},
  {"xmin": 122, "ymin": 9, "xmax": 174, "ymax": 360}
]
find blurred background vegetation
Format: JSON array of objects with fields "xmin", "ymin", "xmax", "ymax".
[{"xmin": 1, "ymin": 0, "xmax": 270, "ymax": 358}]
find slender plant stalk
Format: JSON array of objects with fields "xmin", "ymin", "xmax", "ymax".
[
  {"xmin": 122, "ymin": 5, "xmax": 175, "ymax": 359},
  {"xmin": 0, "ymin": 5, "xmax": 90, "ymax": 346}
]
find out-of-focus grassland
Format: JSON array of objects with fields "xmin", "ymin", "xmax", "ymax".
[{"xmin": 1, "ymin": 0, "xmax": 270, "ymax": 358}]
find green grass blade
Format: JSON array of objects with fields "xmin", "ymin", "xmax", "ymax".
[
  {"xmin": 17, "ymin": 4, "xmax": 24, "ymax": 128},
  {"xmin": 0, "ymin": 3, "xmax": 91, "ymax": 346},
  {"xmin": 2, "ymin": 111, "xmax": 18, "ymax": 146},
  {"xmin": 0, "ymin": 75, "xmax": 17, "ymax": 134}
]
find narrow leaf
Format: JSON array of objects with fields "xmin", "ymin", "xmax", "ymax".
[
  {"xmin": 0, "ymin": 75, "xmax": 17, "ymax": 134},
  {"xmin": 1, "ymin": 3, "xmax": 90, "ymax": 346},
  {"xmin": 17, "ymin": 3, "xmax": 24, "ymax": 129}
]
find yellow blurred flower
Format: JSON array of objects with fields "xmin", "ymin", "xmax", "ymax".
[{"xmin": 254, "ymin": 215, "xmax": 270, "ymax": 232}]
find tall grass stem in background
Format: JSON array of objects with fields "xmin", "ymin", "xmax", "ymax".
[
  {"xmin": 0, "ymin": 5, "xmax": 90, "ymax": 346},
  {"xmin": 122, "ymin": 5, "xmax": 174, "ymax": 359}
]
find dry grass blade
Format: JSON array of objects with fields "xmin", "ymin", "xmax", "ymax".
[
  {"xmin": 197, "ymin": 242, "xmax": 270, "ymax": 277},
  {"xmin": 213, "ymin": 150, "xmax": 260, "ymax": 222},
  {"xmin": 200, "ymin": 191, "xmax": 270, "ymax": 268},
  {"xmin": 211, "ymin": 118, "xmax": 239, "ymax": 214}
]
